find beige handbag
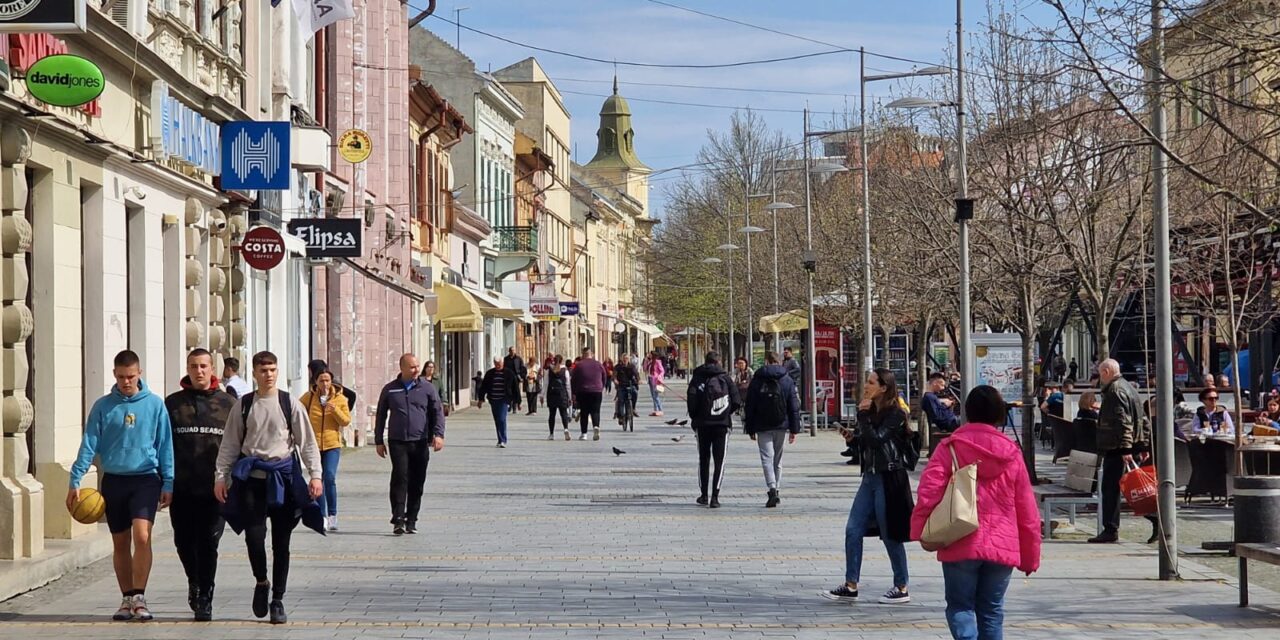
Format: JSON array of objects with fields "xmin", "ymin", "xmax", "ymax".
[{"xmin": 921, "ymin": 443, "xmax": 980, "ymax": 546}]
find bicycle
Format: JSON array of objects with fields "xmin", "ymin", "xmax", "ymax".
[{"xmin": 616, "ymin": 386, "xmax": 638, "ymax": 432}]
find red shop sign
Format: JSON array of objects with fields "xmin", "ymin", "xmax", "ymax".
[{"xmin": 239, "ymin": 226, "xmax": 285, "ymax": 271}]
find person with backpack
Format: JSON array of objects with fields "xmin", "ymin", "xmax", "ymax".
[
  {"xmin": 544, "ymin": 356, "xmax": 573, "ymax": 440},
  {"xmin": 214, "ymin": 351, "xmax": 324, "ymax": 625},
  {"xmin": 744, "ymin": 352, "xmax": 802, "ymax": 508},
  {"xmin": 911, "ymin": 385, "xmax": 1041, "ymax": 639},
  {"xmin": 688, "ymin": 352, "xmax": 741, "ymax": 508}
]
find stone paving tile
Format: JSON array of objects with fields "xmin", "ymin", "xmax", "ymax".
[{"xmin": 1, "ymin": 379, "xmax": 1278, "ymax": 639}]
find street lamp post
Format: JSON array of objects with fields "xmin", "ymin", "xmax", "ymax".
[
  {"xmin": 744, "ymin": 192, "xmax": 769, "ymax": 367},
  {"xmin": 859, "ymin": 48, "xmax": 950, "ymax": 375}
]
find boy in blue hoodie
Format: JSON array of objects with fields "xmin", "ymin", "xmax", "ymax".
[{"xmin": 67, "ymin": 350, "xmax": 174, "ymax": 622}]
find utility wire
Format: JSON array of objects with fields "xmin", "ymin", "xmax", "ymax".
[
  {"xmin": 558, "ymin": 89, "xmax": 805, "ymax": 114},
  {"xmin": 644, "ymin": 0, "xmax": 849, "ymax": 52}
]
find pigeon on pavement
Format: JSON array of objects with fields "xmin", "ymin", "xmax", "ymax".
[
  {"xmin": 671, "ymin": 435, "xmax": 684, "ymax": 442},
  {"xmin": 612, "ymin": 447, "xmax": 626, "ymax": 456},
  {"xmin": 665, "ymin": 419, "xmax": 678, "ymax": 425},
  {"xmin": 677, "ymin": 419, "xmax": 689, "ymax": 426}
]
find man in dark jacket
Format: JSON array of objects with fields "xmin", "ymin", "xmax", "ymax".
[
  {"xmin": 478, "ymin": 358, "xmax": 516, "ymax": 447},
  {"xmin": 570, "ymin": 347, "xmax": 608, "ymax": 441},
  {"xmin": 374, "ymin": 353, "xmax": 447, "ymax": 535},
  {"xmin": 744, "ymin": 352, "xmax": 801, "ymax": 508},
  {"xmin": 166, "ymin": 348, "xmax": 236, "ymax": 621},
  {"xmin": 1091, "ymin": 358, "xmax": 1144, "ymax": 543},
  {"xmin": 503, "ymin": 347, "xmax": 527, "ymax": 412},
  {"xmin": 688, "ymin": 352, "xmax": 741, "ymax": 508},
  {"xmin": 613, "ymin": 353, "xmax": 641, "ymax": 425}
]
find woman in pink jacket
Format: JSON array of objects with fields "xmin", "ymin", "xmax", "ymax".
[{"xmin": 910, "ymin": 385, "xmax": 1041, "ymax": 640}]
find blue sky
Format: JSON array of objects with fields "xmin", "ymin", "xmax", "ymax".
[{"xmin": 408, "ymin": 0, "xmax": 1058, "ymax": 215}]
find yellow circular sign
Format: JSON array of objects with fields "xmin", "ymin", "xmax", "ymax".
[{"xmin": 338, "ymin": 129, "xmax": 372, "ymax": 163}]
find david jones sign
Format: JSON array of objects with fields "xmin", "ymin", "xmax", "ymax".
[{"xmin": 287, "ymin": 218, "xmax": 362, "ymax": 258}]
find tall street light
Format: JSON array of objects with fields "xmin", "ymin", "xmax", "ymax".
[
  {"xmin": 714, "ymin": 242, "xmax": 740, "ymax": 362},
  {"xmin": 859, "ymin": 48, "xmax": 951, "ymax": 374},
  {"xmin": 744, "ymin": 193, "xmax": 770, "ymax": 366}
]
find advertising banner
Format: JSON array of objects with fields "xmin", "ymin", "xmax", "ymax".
[
  {"xmin": 530, "ymin": 279, "xmax": 558, "ymax": 320},
  {"xmin": 815, "ymin": 324, "xmax": 840, "ymax": 417}
]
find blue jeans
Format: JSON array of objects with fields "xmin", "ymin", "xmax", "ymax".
[
  {"xmin": 649, "ymin": 380, "xmax": 663, "ymax": 412},
  {"xmin": 844, "ymin": 472, "xmax": 909, "ymax": 587},
  {"xmin": 942, "ymin": 560, "xmax": 1013, "ymax": 640},
  {"xmin": 320, "ymin": 448, "xmax": 340, "ymax": 516},
  {"xmin": 491, "ymin": 401, "xmax": 509, "ymax": 444}
]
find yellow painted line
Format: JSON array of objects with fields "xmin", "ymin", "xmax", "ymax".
[{"xmin": 0, "ymin": 621, "xmax": 1273, "ymax": 630}]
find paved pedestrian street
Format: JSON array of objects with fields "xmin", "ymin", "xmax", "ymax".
[{"xmin": 1, "ymin": 382, "xmax": 1277, "ymax": 639}]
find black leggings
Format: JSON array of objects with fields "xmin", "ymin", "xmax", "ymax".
[
  {"xmin": 577, "ymin": 392, "xmax": 602, "ymax": 434},
  {"xmin": 697, "ymin": 427, "xmax": 730, "ymax": 498},
  {"xmin": 241, "ymin": 478, "xmax": 300, "ymax": 600},
  {"xmin": 548, "ymin": 405, "xmax": 570, "ymax": 433},
  {"xmin": 170, "ymin": 493, "xmax": 225, "ymax": 591}
]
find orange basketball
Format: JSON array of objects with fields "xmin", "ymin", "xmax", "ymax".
[{"xmin": 70, "ymin": 487, "xmax": 106, "ymax": 524}]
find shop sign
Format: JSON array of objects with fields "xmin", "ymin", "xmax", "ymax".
[
  {"xmin": 337, "ymin": 129, "xmax": 372, "ymax": 163},
  {"xmin": 0, "ymin": 0, "xmax": 86, "ymax": 33},
  {"xmin": 530, "ymin": 301, "xmax": 558, "ymax": 317},
  {"xmin": 559, "ymin": 301, "xmax": 580, "ymax": 317},
  {"xmin": 222, "ymin": 121, "xmax": 290, "ymax": 190},
  {"xmin": 239, "ymin": 226, "xmax": 286, "ymax": 270},
  {"xmin": 151, "ymin": 81, "xmax": 221, "ymax": 176},
  {"xmin": 24, "ymin": 54, "xmax": 102, "ymax": 107},
  {"xmin": 8, "ymin": 33, "xmax": 100, "ymax": 116},
  {"xmin": 287, "ymin": 217, "xmax": 362, "ymax": 257}
]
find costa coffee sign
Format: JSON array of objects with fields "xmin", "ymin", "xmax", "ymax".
[
  {"xmin": 287, "ymin": 218, "xmax": 362, "ymax": 258},
  {"xmin": 239, "ymin": 226, "xmax": 286, "ymax": 271},
  {"xmin": 0, "ymin": 0, "xmax": 86, "ymax": 33}
]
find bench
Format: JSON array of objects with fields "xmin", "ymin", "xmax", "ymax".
[
  {"xmin": 1237, "ymin": 543, "xmax": 1280, "ymax": 607},
  {"xmin": 1033, "ymin": 450, "xmax": 1101, "ymax": 539}
]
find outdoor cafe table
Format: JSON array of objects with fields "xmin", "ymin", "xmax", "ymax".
[{"xmin": 1185, "ymin": 435, "xmax": 1280, "ymax": 501}]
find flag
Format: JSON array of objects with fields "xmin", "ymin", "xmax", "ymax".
[{"xmin": 293, "ymin": 0, "xmax": 356, "ymax": 35}]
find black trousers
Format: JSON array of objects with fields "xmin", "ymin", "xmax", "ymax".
[
  {"xmin": 170, "ymin": 492, "xmax": 225, "ymax": 591},
  {"xmin": 389, "ymin": 439, "xmax": 431, "ymax": 525},
  {"xmin": 577, "ymin": 392, "xmax": 602, "ymax": 433},
  {"xmin": 527, "ymin": 392, "xmax": 538, "ymax": 413},
  {"xmin": 241, "ymin": 478, "xmax": 300, "ymax": 600},
  {"xmin": 1100, "ymin": 448, "xmax": 1132, "ymax": 534},
  {"xmin": 696, "ymin": 426, "xmax": 730, "ymax": 498},
  {"xmin": 548, "ymin": 405, "xmax": 570, "ymax": 433}
]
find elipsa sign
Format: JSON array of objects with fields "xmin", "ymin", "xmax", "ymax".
[
  {"xmin": 0, "ymin": 0, "xmax": 86, "ymax": 33},
  {"xmin": 221, "ymin": 121, "xmax": 290, "ymax": 190},
  {"xmin": 24, "ymin": 54, "xmax": 102, "ymax": 108},
  {"xmin": 287, "ymin": 218, "xmax": 362, "ymax": 258}
]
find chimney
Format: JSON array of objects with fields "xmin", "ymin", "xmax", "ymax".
[{"xmin": 409, "ymin": 64, "xmax": 422, "ymax": 82}]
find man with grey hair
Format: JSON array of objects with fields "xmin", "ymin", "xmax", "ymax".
[{"xmin": 1091, "ymin": 358, "xmax": 1145, "ymax": 543}]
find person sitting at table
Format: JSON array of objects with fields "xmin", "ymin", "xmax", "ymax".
[
  {"xmin": 1076, "ymin": 391, "xmax": 1100, "ymax": 421},
  {"xmin": 1191, "ymin": 388, "xmax": 1235, "ymax": 436},
  {"xmin": 1252, "ymin": 397, "xmax": 1280, "ymax": 434}
]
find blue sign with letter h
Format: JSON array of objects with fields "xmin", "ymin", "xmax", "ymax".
[{"xmin": 221, "ymin": 121, "xmax": 290, "ymax": 190}]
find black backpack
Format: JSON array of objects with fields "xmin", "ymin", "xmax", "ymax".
[
  {"xmin": 756, "ymin": 377, "xmax": 788, "ymax": 426},
  {"xmin": 697, "ymin": 374, "xmax": 733, "ymax": 421},
  {"xmin": 240, "ymin": 390, "xmax": 294, "ymax": 432}
]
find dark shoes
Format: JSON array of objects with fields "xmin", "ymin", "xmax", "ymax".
[
  {"xmin": 393, "ymin": 523, "xmax": 406, "ymax": 535},
  {"xmin": 696, "ymin": 495, "xmax": 708, "ymax": 506},
  {"xmin": 252, "ymin": 582, "xmax": 270, "ymax": 619},
  {"xmin": 709, "ymin": 495, "xmax": 721, "ymax": 509},
  {"xmin": 406, "ymin": 522, "xmax": 418, "ymax": 535},
  {"xmin": 1145, "ymin": 514, "xmax": 1160, "ymax": 544},
  {"xmin": 188, "ymin": 583, "xmax": 199, "ymax": 612},
  {"xmin": 840, "ymin": 448, "xmax": 855, "ymax": 457},
  {"xmin": 1087, "ymin": 530, "xmax": 1119, "ymax": 544},
  {"xmin": 193, "ymin": 584, "xmax": 214, "ymax": 622},
  {"xmin": 766, "ymin": 489, "xmax": 779, "ymax": 508},
  {"xmin": 268, "ymin": 599, "xmax": 287, "ymax": 624}
]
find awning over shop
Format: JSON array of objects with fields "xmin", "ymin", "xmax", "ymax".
[
  {"xmin": 653, "ymin": 335, "xmax": 672, "ymax": 348},
  {"xmin": 435, "ymin": 282, "xmax": 483, "ymax": 333},
  {"xmin": 469, "ymin": 287, "xmax": 525, "ymax": 320},
  {"xmin": 622, "ymin": 317, "xmax": 667, "ymax": 348},
  {"xmin": 759, "ymin": 309, "xmax": 809, "ymax": 333}
]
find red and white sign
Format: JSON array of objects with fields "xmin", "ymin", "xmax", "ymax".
[{"xmin": 239, "ymin": 226, "xmax": 286, "ymax": 270}]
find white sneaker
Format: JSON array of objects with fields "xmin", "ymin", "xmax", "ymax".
[
  {"xmin": 593, "ymin": 427, "xmax": 600, "ymax": 441},
  {"xmin": 131, "ymin": 594, "xmax": 153, "ymax": 621},
  {"xmin": 547, "ymin": 433, "xmax": 555, "ymax": 440},
  {"xmin": 579, "ymin": 434, "xmax": 588, "ymax": 440},
  {"xmin": 564, "ymin": 429, "xmax": 571, "ymax": 441},
  {"xmin": 328, "ymin": 515, "xmax": 339, "ymax": 531}
]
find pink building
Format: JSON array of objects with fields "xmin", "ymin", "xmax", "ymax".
[{"xmin": 312, "ymin": 2, "xmax": 422, "ymax": 433}]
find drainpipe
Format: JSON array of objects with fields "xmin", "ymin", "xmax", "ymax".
[{"xmin": 408, "ymin": 1, "xmax": 438, "ymax": 28}]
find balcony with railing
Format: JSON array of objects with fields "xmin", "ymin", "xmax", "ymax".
[{"xmin": 492, "ymin": 225, "xmax": 539, "ymax": 254}]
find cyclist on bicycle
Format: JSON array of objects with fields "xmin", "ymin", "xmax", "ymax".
[{"xmin": 613, "ymin": 353, "xmax": 641, "ymax": 428}]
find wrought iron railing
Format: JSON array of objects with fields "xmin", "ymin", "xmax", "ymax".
[{"xmin": 492, "ymin": 225, "xmax": 538, "ymax": 253}]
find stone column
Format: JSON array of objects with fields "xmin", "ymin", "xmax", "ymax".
[
  {"xmin": 28, "ymin": 145, "xmax": 89, "ymax": 540},
  {"xmin": 0, "ymin": 122, "xmax": 43, "ymax": 557}
]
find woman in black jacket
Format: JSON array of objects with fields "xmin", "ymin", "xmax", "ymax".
[
  {"xmin": 543, "ymin": 356, "xmax": 572, "ymax": 441},
  {"xmin": 823, "ymin": 368, "xmax": 914, "ymax": 605}
]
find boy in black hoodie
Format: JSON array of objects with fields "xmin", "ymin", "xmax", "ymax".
[
  {"xmin": 165, "ymin": 349, "xmax": 237, "ymax": 621},
  {"xmin": 687, "ymin": 352, "xmax": 741, "ymax": 508}
]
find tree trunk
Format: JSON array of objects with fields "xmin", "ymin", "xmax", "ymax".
[
  {"xmin": 1230, "ymin": 345, "xmax": 1245, "ymax": 473},
  {"xmin": 1022, "ymin": 305, "xmax": 1038, "ymax": 484},
  {"xmin": 917, "ymin": 311, "xmax": 934, "ymax": 453}
]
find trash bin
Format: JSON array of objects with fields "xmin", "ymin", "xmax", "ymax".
[{"xmin": 1233, "ymin": 476, "xmax": 1280, "ymax": 544}]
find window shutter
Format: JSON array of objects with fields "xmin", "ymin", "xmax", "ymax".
[{"xmin": 109, "ymin": 0, "xmax": 131, "ymax": 28}]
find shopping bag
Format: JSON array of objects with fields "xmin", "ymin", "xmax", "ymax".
[
  {"xmin": 921, "ymin": 443, "xmax": 980, "ymax": 546},
  {"xmin": 1120, "ymin": 462, "xmax": 1158, "ymax": 516},
  {"xmin": 656, "ymin": 384, "xmax": 666, "ymax": 394}
]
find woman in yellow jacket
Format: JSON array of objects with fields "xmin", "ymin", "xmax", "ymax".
[{"xmin": 300, "ymin": 369, "xmax": 351, "ymax": 531}]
